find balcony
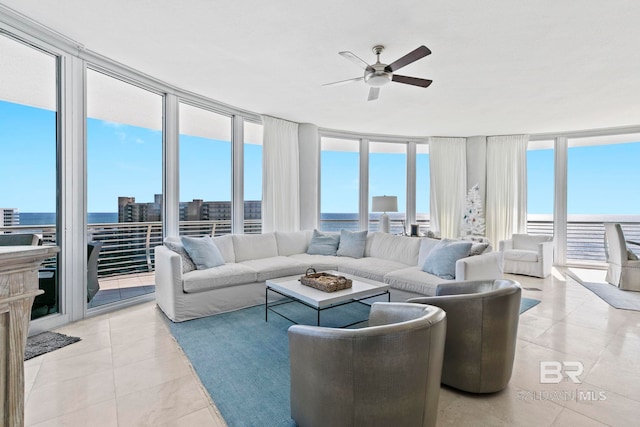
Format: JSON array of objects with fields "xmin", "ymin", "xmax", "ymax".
[
  {"xmin": 5, "ymin": 215, "xmax": 639, "ymax": 315},
  {"xmin": 1, "ymin": 219, "xmax": 262, "ymax": 312}
]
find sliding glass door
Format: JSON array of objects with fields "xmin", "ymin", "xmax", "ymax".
[
  {"xmin": 86, "ymin": 69, "xmax": 163, "ymax": 308},
  {"xmin": 0, "ymin": 34, "xmax": 59, "ymax": 319}
]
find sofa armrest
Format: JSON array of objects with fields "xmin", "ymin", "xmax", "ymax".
[
  {"xmin": 455, "ymin": 252, "xmax": 504, "ymax": 281},
  {"xmin": 154, "ymin": 245, "xmax": 184, "ymax": 321},
  {"xmin": 499, "ymin": 239, "xmax": 513, "ymax": 251}
]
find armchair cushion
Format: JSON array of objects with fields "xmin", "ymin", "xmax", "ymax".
[{"xmin": 503, "ymin": 249, "xmax": 538, "ymax": 263}]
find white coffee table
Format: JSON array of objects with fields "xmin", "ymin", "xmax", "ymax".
[{"xmin": 265, "ymin": 271, "xmax": 390, "ymax": 327}]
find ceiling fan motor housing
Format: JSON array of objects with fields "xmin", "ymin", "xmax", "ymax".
[{"xmin": 364, "ymin": 64, "xmax": 392, "ymax": 87}]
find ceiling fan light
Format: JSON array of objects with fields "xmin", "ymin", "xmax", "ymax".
[{"xmin": 365, "ymin": 72, "xmax": 392, "ymax": 87}]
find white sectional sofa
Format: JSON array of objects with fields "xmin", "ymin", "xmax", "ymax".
[{"xmin": 154, "ymin": 231, "xmax": 504, "ymax": 322}]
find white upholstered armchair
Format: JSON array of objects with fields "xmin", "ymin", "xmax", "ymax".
[
  {"xmin": 604, "ymin": 223, "xmax": 640, "ymax": 291},
  {"xmin": 498, "ymin": 234, "xmax": 553, "ymax": 278}
]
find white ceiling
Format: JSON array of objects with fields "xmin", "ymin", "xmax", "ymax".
[{"xmin": 2, "ymin": 0, "xmax": 640, "ymax": 137}]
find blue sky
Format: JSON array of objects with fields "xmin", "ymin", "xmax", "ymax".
[{"xmin": 1, "ymin": 100, "xmax": 639, "ymax": 215}]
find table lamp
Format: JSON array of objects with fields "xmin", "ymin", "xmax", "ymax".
[{"xmin": 372, "ymin": 196, "xmax": 398, "ymax": 233}]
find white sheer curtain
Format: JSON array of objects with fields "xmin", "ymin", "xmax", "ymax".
[
  {"xmin": 429, "ymin": 137, "xmax": 467, "ymax": 238},
  {"xmin": 262, "ymin": 116, "xmax": 300, "ymax": 232},
  {"xmin": 485, "ymin": 135, "xmax": 528, "ymax": 247}
]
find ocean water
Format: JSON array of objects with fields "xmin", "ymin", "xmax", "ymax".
[{"xmin": 18, "ymin": 212, "xmax": 118, "ymax": 225}]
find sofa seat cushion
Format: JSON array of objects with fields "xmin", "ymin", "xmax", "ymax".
[
  {"xmin": 288, "ymin": 254, "xmax": 354, "ymax": 271},
  {"xmin": 182, "ymin": 263, "xmax": 258, "ymax": 293},
  {"xmin": 338, "ymin": 257, "xmax": 410, "ymax": 282},
  {"xmin": 239, "ymin": 256, "xmax": 307, "ymax": 281},
  {"xmin": 504, "ymin": 249, "xmax": 538, "ymax": 262},
  {"xmin": 383, "ymin": 266, "xmax": 450, "ymax": 296}
]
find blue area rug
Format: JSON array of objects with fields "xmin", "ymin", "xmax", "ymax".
[
  {"xmin": 169, "ymin": 297, "xmax": 539, "ymax": 426},
  {"xmin": 520, "ymin": 297, "xmax": 541, "ymax": 313}
]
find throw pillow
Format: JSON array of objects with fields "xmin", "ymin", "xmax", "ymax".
[
  {"xmin": 307, "ymin": 229, "xmax": 340, "ymax": 256},
  {"xmin": 181, "ymin": 236, "xmax": 225, "ymax": 270},
  {"xmin": 469, "ymin": 242, "xmax": 490, "ymax": 256},
  {"xmin": 418, "ymin": 237, "xmax": 441, "ymax": 267},
  {"xmin": 422, "ymin": 239, "xmax": 472, "ymax": 280},
  {"xmin": 164, "ymin": 241, "xmax": 197, "ymax": 274},
  {"xmin": 336, "ymin": 229, "xmax": 367, "ymax": 258},
  {"xmin": 628, "ymin": 249, "xmax": 639, "ymax": 261}
]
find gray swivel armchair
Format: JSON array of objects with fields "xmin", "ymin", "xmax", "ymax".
[
  {"xmin": 409, "ymin": 279, "xmax": 521, "ymax": 393},
  {"xmin": 288, "ymin": 302, "xmax": 447, "ymax": 427}
]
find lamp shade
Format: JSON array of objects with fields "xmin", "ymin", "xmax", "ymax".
[{"xmin": 372, "ymin": 196, "xmax": 398, "ymax": 213}]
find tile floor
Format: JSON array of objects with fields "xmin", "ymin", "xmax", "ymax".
[{"xmin": 24, "ymin": 267, "xmax": 640, "ymax": 426}]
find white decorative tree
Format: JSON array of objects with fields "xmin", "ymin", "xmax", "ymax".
[{"xmin": 461, "ymin": 184, "xmax": 485, "ymax": 236}]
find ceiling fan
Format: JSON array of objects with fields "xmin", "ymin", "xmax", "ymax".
[{"xmin": 324, "ymin": 45, "xmax": 433, "ymax": 101}]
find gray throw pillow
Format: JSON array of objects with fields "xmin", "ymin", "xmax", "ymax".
[
  {"xmin": 336, "ymin": 229, "xmax": 367, "ymax": 258},
  {"xmin": 164, "ymin": 241, "xmax": 197, "ymax": 274},
  {"xmin": 307, "ymin": 229, "xmax": 340, "ymax": 256},
  {"xmin": 628, "ymin": 249, "xmax": 639, "ymax": 261},
  {"xmin": 469, "ymin": 242, "xmax": 490, "ymax": 256},
  {"xmin": 422, "ymin": 239, "xmax": 472, "ymax": 280},
  {"xmin": 181, "ymin": 236, "xmax": 225, "ymax": 270}
]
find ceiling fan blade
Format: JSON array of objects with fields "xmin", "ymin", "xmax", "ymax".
[
  {"xmin": 339, "ymin": 51, "xmax": 374, "ymax": 71},
  {"xmin": 392, "ymin": 74, "xmax": 433, "ymax": 88},
  {"xmin": 368, "ymin": 87, "xmax": 380, "ymax": 101},
  {"xmin": 385, "ymin": 45, "xmax": 431, "ymax": 72},
  {"xmin": 323, "ymin": 76, "xmax": 364, "ymax": 86}
]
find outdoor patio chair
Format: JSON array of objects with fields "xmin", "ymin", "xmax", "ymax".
[{"xmin": 604, "ymin": 223, "xmax": 640, "ymax": 291}]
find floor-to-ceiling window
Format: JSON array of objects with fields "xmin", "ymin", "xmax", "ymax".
[
  {"xmin": 320, "ymin": 137, "xmax": 360, "ymax": 231},
  {"xmin": 527, "ymin": 139, "xmax": 555, "ymax": 238},
  {"xmin": 86, "ymin": 69, "xmax": 163, "ymax": 308},
  {"xmin": 0, "ymin": 34, "xmax": 59, "ymax": 319},
  {"xmin": 416, "ymin": 143, "xmax": 430, "ymax": 234},
  {"xmin": 369, "ymin": 141, "xmax": 407, "ymax": 234},
  {"xmin": 244, "ymin": 120, "xmax": 263, "ymax": 234},
  {"xmin": 178, "ymin": 103, "xmax": 232, "ymax": 237},
  {"xmin": 567, "ymin": 134, "xmax": 640, "ymax": 265}
]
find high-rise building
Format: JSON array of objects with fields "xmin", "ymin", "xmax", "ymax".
[
  {"xmin": 0, "ymin": 208, "xmax": 19, "ymax": 226},
  {"xmin": 118, "ymin": 195, "xmax": 162, "ymax": 222},
  {"xmin": 119, "ymin": 196, "xmax": 261, "ymax": 222}
]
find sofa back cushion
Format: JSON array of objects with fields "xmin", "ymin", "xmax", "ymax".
[
  {"xmin": 275, "ymin": 231, "xmax": 309, "ymax": 256},
  {"xmin": 212, "ymin": 234, "xmax": 236, "ymax": 263},
  {"xmin": 232, "ymin": 233, "xmax": 279, "ymax": 262},
  {"xmin": 366, "ymin": 232, "xmax": 421, "ymax": 265},
  {"xmin": 513, "ymin": 234, "xmax": 552, "ymax": 251}
]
